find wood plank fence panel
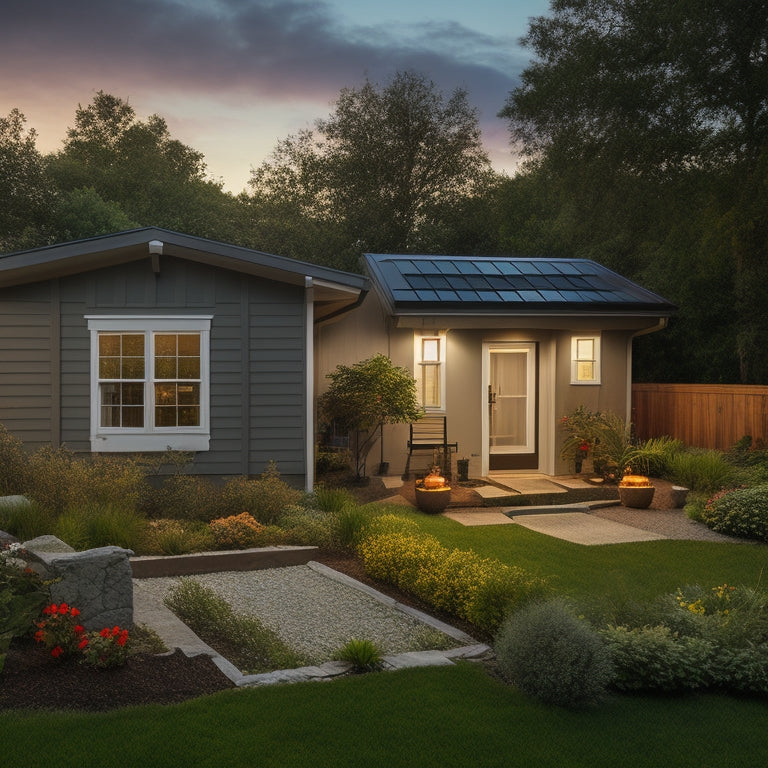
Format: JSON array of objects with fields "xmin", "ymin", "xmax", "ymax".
[{"xmin": 632, "ymin": 384, "xmax": 768, "ymax": 450}]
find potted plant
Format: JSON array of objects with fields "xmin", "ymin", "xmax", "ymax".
[
  {"xmin": 618, "ymin": 474, "xmax": 655, "ymax": 508},
  {"xmin": 414, "ymin": 467, "xmax": 451, "ymax": 514}
]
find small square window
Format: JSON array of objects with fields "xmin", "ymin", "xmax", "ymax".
[{"xmin": 571, "ymin": 335, "xmax": 601, "ymax": 384}]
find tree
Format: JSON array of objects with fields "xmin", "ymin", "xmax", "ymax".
[
  {"xmin": 249, "ymin": 71, "xmax": 493, "ymax": 269},
  {"xmin": 46, "ymin": 92, "xmax": 239, "ymax": 239},
  {"xmin": 0, "ymin": 109, "xmax": 55, "ymax": 251},
  {"xmin": 318, "ymin": 354, "xmax": 423, "ymax": 479},
  {"xmin": 499, "ymin": 1, "xmax": 768, "ymax": 382}
]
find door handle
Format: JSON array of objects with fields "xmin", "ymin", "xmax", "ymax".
[{"xmin": 488, "ymin": 386, "xmax": 496, "ymax": 405}]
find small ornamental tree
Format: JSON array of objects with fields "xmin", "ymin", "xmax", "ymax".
[{"xmin": 318, "ymin": 354, "xmax": 423, "ymax": 478}]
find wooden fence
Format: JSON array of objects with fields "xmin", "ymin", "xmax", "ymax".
[{"xmin": 631, "ymin": 383, "xmax": 768, "ymax": 451}]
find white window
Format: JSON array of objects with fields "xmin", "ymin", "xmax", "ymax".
[
  {"xmin": 571, "ymin": 335, "xmax": 601, "ymax": 384},
  {"xmin": 414, "ymin": 333, "xmax": 446, "ymax": 411},
  {"xmin": 87, "ymin": 316, "xmax": 212, "ymax": 452}
]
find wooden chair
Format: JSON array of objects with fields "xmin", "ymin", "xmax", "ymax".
[{"xmin": 404, "ymin": 416, "xmax": 458, "ymax": 479}]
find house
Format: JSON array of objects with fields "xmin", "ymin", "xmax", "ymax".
[
  {"xmin": 316, "ymin": 253, "xmax": 676, "ymax": 479},
  {"xmin": 0, "ymin": 228, "xmax": 368, "ymax": 490}
]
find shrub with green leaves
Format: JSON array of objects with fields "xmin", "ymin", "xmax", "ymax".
[
  {"xmin": 220, "ymin": 468, "xmax": 303, "ymax": 524},
  {"xmin": 0, "ymin": 424, "xmax": 29, "ymax": 496},
  {"xmin": 666, "ymin": 449, "xmax": 736, "ymax": 493},
  {"xmin": 333, "ymin": 638, "xmax": 383, "ymax": 673},
  {"xmin": 699, "ymin": 485, "xmax": 768, "ymax": 541},
  {"xmin": 142, "ymin": 519, "xmax": 214, "ymax": 555},
  {"xmin": 358, "ymin": 524, "xmax": 547, "ymax": 632},
  {"xmin": 495, "ymin": 599, "xmax": 614, "ymax": 707},
  {"xmin": 209, "ymin": 512, "xmax": 266, "ymax": 550},
  {"xmin": 278, "ymin": 505, "xmax": 337, "ymax": 549},
  {"xmin": 53, "ymin": 503, "xmax": 148, "ymax": 551},
  {"xmin": 144, "ymin": 473, "xmax": 221, "ymax": 522}
]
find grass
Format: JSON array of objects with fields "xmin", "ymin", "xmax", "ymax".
[
  {"xmin": 5, "ymin": 502, "xmax": 768, "ymax": 766},
  {"xmin": 2, "ymin": 664, "xmax": 767, "ymax": 768}
]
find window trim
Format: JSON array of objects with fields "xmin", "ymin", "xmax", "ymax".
[
  {"xmin": 570, "ymin": 334, "xmax": 601, "ymax": 385},
  {"xmin": 414, "ymin": 332, "xmax": 446, "ymax": 412},
  {"xmin": 86, "ymin": 316, "xmax": 212, "ymax": 452}
]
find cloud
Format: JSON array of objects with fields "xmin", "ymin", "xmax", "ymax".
[{"xmin": 1, "ymin": 0, "xmax": 521, "ymax": 113}]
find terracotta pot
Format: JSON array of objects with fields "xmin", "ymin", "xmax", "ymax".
[
  {"xmin": 415, "ymin": 486, "xmax": 451, "ymax": 514},
  {"xmin": 619, "ymin": 485, "xmax": 655, "ymax": 509}
]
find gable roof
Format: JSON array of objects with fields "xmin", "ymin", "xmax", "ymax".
[
  {"xmin": 364, "ymin": 254, "xmax": 676, "ymax": 321},
  {"xmin": 0, "ymin": 228, "xmax": 369, "ymax": 320}
]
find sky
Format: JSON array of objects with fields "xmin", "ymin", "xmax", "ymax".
[{"xmin": 1, "ymin": 0, "xmax": 550, "ymax": 193}]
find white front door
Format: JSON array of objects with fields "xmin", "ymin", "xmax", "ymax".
[{"xmin": 482, "ymin": 342, "xmax": 538, "ymax": 472}]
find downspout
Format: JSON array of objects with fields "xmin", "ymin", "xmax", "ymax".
[
  {"xmin": 626, "ymin": 317, "xmax": 669, "ymax": 424},
  {"xmin": 305, "ymin": 276, "xmax": 315, "ymax": 493}
]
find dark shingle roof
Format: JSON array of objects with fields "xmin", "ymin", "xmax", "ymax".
[{"xmin": 364, "ymin": 254, "xmax": 676, "ymax": 316}]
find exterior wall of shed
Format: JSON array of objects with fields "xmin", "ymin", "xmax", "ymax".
[
  {"xmin": 316, "ymin": 292, "xmax": 637, "ymax": 479},
  {"xmin": 0, "ymin": 255, "xmax": 308, "ymax": 483}
]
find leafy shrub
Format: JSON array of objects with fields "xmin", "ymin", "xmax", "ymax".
[
  {"xmin": 315, "ymin": 448, "xmax": 351, "ymax": 475},
  {"xmin": 358, "ymin": 527, "xmax": 547, "ymax": 632},
  {"xmin": 54, "ymin": 503, "xmax": 148, "ymax": 551},
  {"xmin": 142, "ymin": 519, "xmax": 214, "ymax": 555},
  {"xmin": 495, "ymin": 599, "xmax": 614, "ymax": 707},
  {"xmin": 598, "ymin": 583, "xmax": 768, "ymax": 695},
  {"xmin": 333, "ymin": 638, "xmax": 383, "ymax": 672},
  {"xmin": 0, "ymin": 501, "xmax": 55, "ymax": 542},
  {"xmin": 164, "ymin": 578, "xmax": 308, "ymax": 672},
  {"xmin": 144, "ymin": 473, "xmax": 221, "ymax": 522},
  {"xmin": 699, "ymin": 485, "xmax": 768, "ymax": 541},
  {"xmin": 332, "ymin": 505, "xmax": 376, "ymax": 552},
  {"xmin": 310, "ymin": 485, "xmax": 356, "ymax": 514},
  {"xmin": 221, "ymin": 468, "xmax": 302, "ymax": 524},
  {"xmin": 601, "ymin": 624, "xmax": 712, "ymax": 692},
  {"xmin": 278, "ymin": 506, "xmax": 336, "ymax": 549},
  {"xmin": 0, "ymin": 424, "xmax": 29, "ymax": 495},
  {"xmin": 209, "ymin": 512, "xmax": 265, "ymax": 550},
  {"xmin": 666, "ymin": 449, "xmax": 736, "ymax": 493}
]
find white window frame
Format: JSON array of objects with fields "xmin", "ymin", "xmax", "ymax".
[
  {"xmin": 571, "ymin": 334, "xmax": 601, "ymax": 385},
  {"xmin": 414, "ymin": 333, "xmax": 446, "ymax": 412},
  {"xmin": 86, "ymin": 316, "xmax": 212, "ymax": 452}
]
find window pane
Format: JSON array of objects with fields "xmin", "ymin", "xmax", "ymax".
[
  {"xmin": 178, "ymin": 406, "xmax": 200, "ymax": 426},
  {"xmin": 422, "ymin": 364, "xmax": 440, "ymax": 408},
  {"xmin": 121, "ymin": 357, "xmax": 145, "ymax": 379},
  {"xmin": 101, "ymin": 405, "xmax": 120, "ymax": 427},
  {"xmin": 577, "ymin": 361, "xmax": 595, "ymax": 381},
  {"xmin": 99, "ymin": 335, "xmax": 120, "ymax": 356},
  {"xmin": 154, "ymin": 407, "xmax": 177, "ymax": 427},
  {"xmin": 121, "ymin": 406, "xmax": 144, "ymax": 427},
  {"xmin": 99, "ymin": 358, "xmax": 120, "ymax": 379},
  {"xmin": 154, "ymin": 334, "xmax": 176, "ymax": 356},
  {"xmin": 155, "ymin": 383, "xmax": 177, "ymax": 405},
  {"xmin": 122, "ymin": 383, "xmax": 144, "ymax": 405},
  {"xmin": 178, "ymin": 335, "xmax": 199, "ymax": 356},
  {"xmin": 422, "ymin": 338, "xmax": 440, "ymax": 362},
  {"xmin": 155, "ymin": 357, "xmax": 177, "ymax": 379},
  {"xmin": 122, "ymin": 334, "xmax": 144, "ymax": 356},
  {"xmin": 178, "ymin": 357, "xmax": 200, "ymax": 378},
  {"xmin": 576, "ymin": 338, "xmax": 594, "ymax": 360},
  {"xmin": 177, "ymin": 384, "xmax": 199, "ymax": 405}
]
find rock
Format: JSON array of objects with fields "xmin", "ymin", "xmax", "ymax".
[
  {"xmin": 0, "ymin": 495, "xmax": 31, "ymax": 513},
  {"xmin": 22, "ymin": 537, "xmax": 134, "ymax": 631},
  {"xmin": 0, "ymin": 529, "xmax": 18, "ymax": 546}
]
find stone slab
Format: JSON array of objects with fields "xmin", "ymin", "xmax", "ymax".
[{"xmin": 509, "ymin": 512, "xmax": 666, "ymax": 545}]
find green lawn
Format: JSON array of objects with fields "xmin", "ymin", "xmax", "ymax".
[
  {"xmin": 2, "ymin": 664, "xmax": 767, "ymax": 768},
  {"xmin": 4, "ymin": 512, "xmax": 768, "ymax": 767}
]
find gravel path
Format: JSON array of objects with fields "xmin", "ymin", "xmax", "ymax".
[{"xmin": 138, "ymin": 565, "xmax": 462, "ymax": 662}]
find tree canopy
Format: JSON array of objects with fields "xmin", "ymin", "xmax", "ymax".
[
  {"xmin": 248, "ymin": 70, "xmax": 494, "ymax": 269},
  {"xmin": 499, "ymin": 0, "xmax": 768, "ymax": 383}
]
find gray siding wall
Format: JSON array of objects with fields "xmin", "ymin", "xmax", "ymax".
[
  {"xmin": 1, "ymin": 255, "xmax": 307, "ymax": 478},
  {"xmin": 0, "ymin": 282, "xmax": 57, "ymax": 447}
]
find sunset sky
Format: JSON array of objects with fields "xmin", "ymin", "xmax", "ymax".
[{"xmin": 1, "ymin": 0, "xmax": 549, "ymax": 192}]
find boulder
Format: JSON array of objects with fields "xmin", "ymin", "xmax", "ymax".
[{"xmin": 23, "ymin": 537, "xmax": 134, "ymax": 631}]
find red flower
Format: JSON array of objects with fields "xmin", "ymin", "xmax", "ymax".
[
  {"xmin": 116, "ymin": 634, "xmax": 128, "ymax": 647},
  {"xmin": 43, "ymin": 604, "xmax": 55, "ymax": 615},
  {"xmin": 78, "ymin": 637, "xmax": 89, "ymax": 649},
  {"xmin": 579, "ymin": 442, "xmax": 590, "ymax": 452},
  {"xmin": 70, "ymin": 607, "xmax": 80, "ymax": 617},
  {"xmin": 99, "ymin": 627, "xmax": 111, "ymax": 638},
  {"xmin": 74, "ymin": 625, "xmax": 85, "ymax": 635},
  {"xmin": 34, "ymin": 630, "xmax": 45, "ymax": 643},
  {"xmin": 58, "ymin": 603, "xmax": 69, "ymax": 614},
  {"xmin": 111, "ymin": 626, "xmax": 120, "ymax": 636},
  {"xmin": 51, "ymin": 645, "xmax": 63, "ymax": 658}
]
